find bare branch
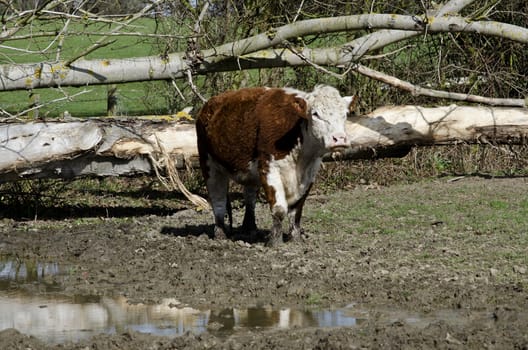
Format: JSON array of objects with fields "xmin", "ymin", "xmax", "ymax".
[
  {"xmin": 4, "ymin": 31, "xmax": 191, "ymax": 41},
  {"xmin": 0, "ymin": 0, "xmax": 64, "ymax": 40},
  {"xmin": 283, "ymin": 41, "xmax": 526, "ymax": 107},
  {"xmin": 0, "ymin": 88, "xmax": 92, "ymax": 121},
  {"xmin": 361, "ymin": 44, "xmax": 416, "ymax": 60},
  {"xmin": 62, "ymin": 0, "xmax": 167, "ymax": 67},
  {"xmin": 284, "ymin": 42, "xmax": 348, "ymax": 80},
  {"xmin": 185, "ymin": 69, "xmax": 206, "ymax": 103},
  {"xmin": 1, "ymin": 12, "xmax": 527, "ymax": 98},
  {"xmin": 353, "ymin": 63, "xmax": 527, "ymax": 107},
  {"xmin": 292, "ymin": 0, "xmax": 306, "ymax": 23},
  {"xmin": 346, "ymin": 0, "xmax": 476, "ymax": 60}
]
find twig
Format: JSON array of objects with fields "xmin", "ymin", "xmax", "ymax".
[
  {"xmin": 285, "ymin": 39, "xmax": 526, "ymax": 107},
  {"xmin": 63, "ymin": 0, "xmax": 166, "ymax": 67},
  {"xmin": 183, "ymin": 0, "xmax": 210, "ymax": 103},
  {"xmin": 186, "ymin": 69, "xmax": 206, "ymax": 103},
  {"xmin": 352, "ymin": 63, "xmax": 527, "ymax": 107},
  {"xmin": 4, "ymin": 89, "xmax": 92, "ymax": 120},
  {"xmin": 150, "ymin": 134, "xmax": 210, "ymax": 210},
  {"xmin": 171, "ymin": 80, "xmax": 185, "ymax": 101},
  {"xmin": 0, "ymin": 0, "xmax": 64, "ymax": 39},
  {"xmin": 362, "ymin": 44, "xmax": 416, "ymax": 60},
  {"xmin": 285, "ymin": 43, "xmax": 352, "ymax": 80},
  {"xmin": 292, "ymin": 0, "xmax": 305, "ymax": 22},
  {"xmin": 4, "ymin": 31, "xmax": 191, "ymax": 41}
]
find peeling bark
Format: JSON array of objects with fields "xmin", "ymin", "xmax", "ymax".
[
  {"xmin": 1, "ymin": 13, "xmax": 526, "ymax": 91},
  {"xmin": 1, "ymin": 105, "xmax": 527, "ymax": 182}
]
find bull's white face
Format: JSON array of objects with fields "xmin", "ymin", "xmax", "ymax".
[{"xmin": 305, "ymin": 85, "xmax": 352, "ymax": 152}]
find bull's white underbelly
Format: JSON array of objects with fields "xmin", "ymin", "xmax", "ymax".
[
  {"xmin": 228, "ymin": 157, "xmax": 320, "ymax": 207},
  {"xmin": 267, "ymin": 154, "xmax": 322, "ymax": 207}
]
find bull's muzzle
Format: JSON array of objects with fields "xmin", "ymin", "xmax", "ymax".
[{"xmin": 329, "ymin": 132, "xmax": 349, "ymax": 151}]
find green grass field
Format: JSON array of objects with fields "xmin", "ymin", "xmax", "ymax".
[{"xmin": 0, "ymin": 19, "xmax": 174, "ymax": 118}]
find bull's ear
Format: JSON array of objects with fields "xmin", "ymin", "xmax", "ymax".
[
  {"xmin": 343, "ymin": 95, "xmax": 359, "ymax": 113},
  {"xmin": 293, "ymin": 97, "xmax": 309, "ymax": 119}
]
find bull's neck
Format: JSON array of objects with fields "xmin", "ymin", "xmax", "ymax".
[{"xmin": 296, "ymin": 125, "xmax": 326, "ymax": 167}]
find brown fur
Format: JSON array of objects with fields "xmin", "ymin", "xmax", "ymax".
[
  {"xmin": 196, "ymin": 87, "xmax": 309, "ymax": 181},
  {"xmin": 196, "ymin": 86, "xmax": 333, "ymax": 246}
]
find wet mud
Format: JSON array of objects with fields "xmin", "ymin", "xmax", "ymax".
[{"xmin": 0, "ymin": 177, "xmax": 527, "ymax": 349}]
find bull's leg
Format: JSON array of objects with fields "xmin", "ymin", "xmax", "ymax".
[
  {"xmin": 268, "ymin": 205, "xmax": 286, "ymax": 247},
  {"xmin": 261, "ymin": 167, "xmax": 287, "ymax": 247},
  {"xmin": 206, "ymin": 162, "xmax": 230, "ymax": 240},
  {"xmin": 286, "ymin": 183, "xmax": 312, "ymax": 242},
  {"xmin": 242, "ymin": 185, "xmax": 258, "ymax": 241}
]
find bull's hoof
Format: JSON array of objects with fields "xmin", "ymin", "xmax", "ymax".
[
  {"xmin": 214, "ymin": 226, "xmax": 227, "ymax": 240},
  {"xmin": 247, "ymin": 229, "xmax": 259, "ymax": 243},
  {"xmin": 265, "ymin": 234, "xmax": 283, "ymax": 248},
  {"xmin": 284, "ymin": 227, "xmax": 304, "ymax": 242},
  {"xmin": 240, "ymin": 223, "xmax": 258, "ymax": 242}
]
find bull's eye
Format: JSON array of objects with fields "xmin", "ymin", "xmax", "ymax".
[{"xmin": 312, "ymin": 111, "xmax": 329, "ymax": 124}]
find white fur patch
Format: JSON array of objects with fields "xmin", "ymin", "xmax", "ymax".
[
  {"xmin": 266, "ymin": 148, "xmax": 322, "ymax": 210},
  {"xmin": 281, "ymin": 87, "xmax": 307, "ymax": 100}
]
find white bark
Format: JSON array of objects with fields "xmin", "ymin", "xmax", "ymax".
[
  {"xmin": 1, "ymin": 14, "xmax": 526, "ymax": 91},
  {"xmin": 0, "ymin": 119, "xmax": 199, "ymax": 182},
  {"xmin": 346, "ymin": 105, "xmax": 528, "ymax": 148},
  {"xmin": 1, "ymin": 105, "xmax": 527, "ymax": 182}
]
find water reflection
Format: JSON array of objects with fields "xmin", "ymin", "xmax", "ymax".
[
  {"xmin": 0, "ymin": 294, "xmax": 363, "ymax": 344},
  {"xmin": 0, "ymin": 257, "xmax": 365, "ymax": 344},
  {"xmin": 0, "ymin": 260, "xmax": 61, "ymax": 281},
  {"xmin": 0, "ymin": 258, "xmax": 63, "ymax": 292},
  {"xmin": 0, "ymin": 295, "xmax": 206, "ymax": 343},
  {"xmin": 0, "ymin": 258, "xmax": 497, "ymax": 345}
]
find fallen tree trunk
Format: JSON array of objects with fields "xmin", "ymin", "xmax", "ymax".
[
  {"xmin": 1, "ymin": 105, "xmax": 527, "ymax": 184},
  {"xmin": 0, "ymin": 118, "xmax": 199, "ymax": 182},
  {"xmin": 343, "ymin": 104, "xmax": 528, "ymax": 158}
]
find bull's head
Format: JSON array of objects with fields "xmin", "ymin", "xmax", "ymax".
[{"xmin": 305, "ymin": 85, "xmax": 355, "ymax": 152}]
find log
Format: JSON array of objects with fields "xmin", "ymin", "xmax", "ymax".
[
  {"xmin": 346, "ymin": 104, "xmax": 528, "ymax": 147},
  {"xmin": 0, "ymin": 118, "xmax": 199, "ymax": 182},
  {"xmin": 1, "ymin": 105, "xmax": 527, "ymax": 183}
]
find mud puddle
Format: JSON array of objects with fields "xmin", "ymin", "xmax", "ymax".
[{"xmin": 0, "ymin": 257, "xmax": 498, "ymax": 345}]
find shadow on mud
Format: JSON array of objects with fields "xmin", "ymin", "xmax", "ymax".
[
  {"xmin": 160, "ymin": 225, "xmax": 270, "ymax": 244},
  {"xmin": 160, "ymin": 224, "xmax": 211, "ymax": 238},
  {"xmin": 0, "ymin": 177, "xmax": 197, "ymax": 220},
  {"xmin": 0, "ymin": 203, "xmax": 181, "ymax": 221}
]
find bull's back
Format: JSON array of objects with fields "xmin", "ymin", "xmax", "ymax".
[{"xmin": 196, "ymin": 88, "xmax": 266, "ymax": 173}]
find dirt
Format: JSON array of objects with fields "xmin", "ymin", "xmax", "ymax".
[{"xmin": 0, "ymin": 176, "xmax": 527, "ymax": 349}]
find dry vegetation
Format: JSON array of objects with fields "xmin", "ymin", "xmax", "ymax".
[{"xmin": 1, "ymin": 144, "xmax": 527, "ymax": 220}]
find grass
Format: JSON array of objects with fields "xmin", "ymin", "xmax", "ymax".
[
  {"xmin": 306, "ymin": 176, "xmax": 528, "ymax": 241},
  {"xmin": 305, "ymin": 175, "xmax": 528, "ymax": 286},
  {"xmin": 306, "ymin": 292, "xmax": 323, "ymax": 306},
  {"xmin": 0, "ymin": 18, "xmax": 175, "ymax": 118},
  {"xmin": 0, "ymin": 81, "xmax": 173, "ymax": 118}
]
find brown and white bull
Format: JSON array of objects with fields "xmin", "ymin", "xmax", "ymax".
[{"xmin": 196, "ymin": 85, "xmax": 354, "ymax": 247}]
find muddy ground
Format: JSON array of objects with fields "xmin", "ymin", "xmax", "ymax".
[{"xmin": 0, "ymin": 176, "xmax": 527, "ymax": 349}]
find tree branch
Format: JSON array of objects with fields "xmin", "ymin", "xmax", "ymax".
[
  {"xmin": 0, "ymin": 89, "xmax": 92, "ymax": 121},
  {"xmin": 352, "ymin": 64, "xmax": 527, "ymax": 107},
  {"xmin": 1, "ymin": 13, "xmax": 527, "ymax": 97},
  {"xmin": 62, "ymin": 0, "xmax": 167, "ymax": 67}
]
